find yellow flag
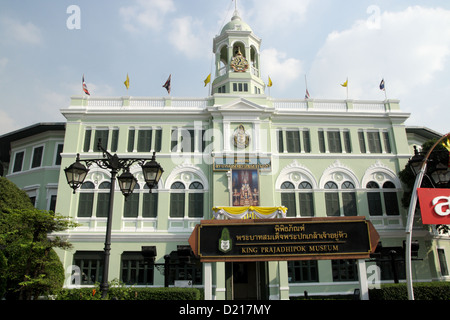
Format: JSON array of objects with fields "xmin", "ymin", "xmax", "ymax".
[
  {"xmin": 340, "ymin": 78, "xmax": 348, "ymax": 87},
  {"xmin": 268, "ymin": 76, "xmax": 273, "ymax": 87},
  {"xmin": 124, "ymin": 73, "xmax": 130, "ymax": 90},
  {"xmin": 204, "ymin": 73, "xmax": 211, "ymax": 87}
]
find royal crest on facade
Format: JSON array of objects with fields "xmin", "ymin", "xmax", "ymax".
[{"xmin": 233, "ymin": 124, "xmax": 250, "ymax": 149}]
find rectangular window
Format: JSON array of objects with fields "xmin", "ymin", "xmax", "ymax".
[
  {"xmin": 13, "ymin": 151, "xmax": 24, "ymax": 173},
  {"xmin": 96, "ymin": 193, "xmax": 110, "ymax": 218},
  {"xmin": 73, "ymin": 251, "xmax": 104, "ymax": 285},
  {"xmin": 188, "ymin": 193, "xmax": 204, "ymax": 218},
  {"xmin": 171, "ymin": 129, "xmax": 178, "ymax": 152},
  {"xmin": 367, "ymin": 131, "xmax": 382, "ymax": 153},
  {"xmin": 137, "ymin": 130, "xmax": 152, "ymax": 152},
  {"xmin": 49, "ymin": 195, "xmax": 57, "ymax": 212},
  {"xmin": 94, "ymin": 130, "xmax": 109, "ymax": 151},
  {"xmin": 286, "ymin": 130, "xmax": 301, "ymax": 153},
  {"xmin": 55, "ymin": 143, "xmax": 63, "ymax": 165},
  {"xmin": 343, "ymin": 131, "xmax": 351, "ymax": 153},
  {"xmin": 281, "ymin": 192, "xmax": 297, "ymax": 217},
  {"xmin": 77, "ymin": 193, "xmax": 94, "ymax": 217},
  {"xmin": 127, "ymin": 129, "xmax": 135, "ymax": 152},
  {"xmin": 299, "ymin": 193, "xmax": 314, "ymax": 217},
  {"xmin": 83, "ymin": 129, "xmax": 92, "ymax": 152},
  {"xmin": 288, "ymin": 261, "xmax": 318, "ymax": 283},
  {"xmin": 367, "ymin": 192, "xmax": 383, "ymax": 216},
  {"xmin": 332, "ymin": 260, "xmax": 358, "ymax": 281},
  {"xmin": 303, "ymin": 130, "xmax": 311, "ymax": 153},
  {"xmin": 111, "ymin": 129, "xmax": 119, "ymax": 152},
  {"xmin": 170, "ymin": 193, "xmax": 185, "ymax": 217},
  {"xmin": 154, "ymin": 129, "xmax": 162, "ymax": 152},
  {"xmin": 277, "ymin": 130, "xmax": 284, "ymax": 153},
  {"xmin": 143, "ymin": 193, "xmax": 158, "ymax": 217},
  {"xmin": 438, "ymin": 248, "xmax": 449, "ymax": 276},
  {"xmin": 31, "ymin": 146, "xmax": 44, "ymax": 168},
  {"xmin": 233, "ymin": 83, "xmax": 237, "ymax": 92},
  {"xmin": 124, "ymin": 193, "xmax": 139, "ymax": 218},
  {"xmin": 318, "ymin": 130, "xmax": 325, "ymax": 153},
  {"xmin": 327, "ymin": 131, "xmax": 342, "ymax": 153},
  {"xmin": 121, "ymin": 252, "xmax": 154, "ymax": 285},
  {"xmin": 342, "ymin": 192, "xmax": 357, "ymax": 216},
  {"xmin": 383, "ymin": 131, "xmax": 391, "ymax": 153},
  {"xmin": 325, "ymin": 192, "xmax": 340, "ymax": 216},
  {"xmin": 358, "ymin": 131, "xmax": 366, "ymax": 153}
]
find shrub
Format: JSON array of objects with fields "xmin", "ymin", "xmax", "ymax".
[{"xmin": 369, "ymin": 282, "xmax": 450, "ymax": 300}]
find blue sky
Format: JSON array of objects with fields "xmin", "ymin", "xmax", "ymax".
[{"xmin": 0, "ymin": 0, "xmax": 449, "ymax": 136}]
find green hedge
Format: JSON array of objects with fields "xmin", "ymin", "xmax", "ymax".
[
  {"xmin": 369, "ymin": 282, "xmax": 450, "ymax": 300},
  {"xmin": 56, "ymin": 286, "xmax": 202, "ymax": 300}
]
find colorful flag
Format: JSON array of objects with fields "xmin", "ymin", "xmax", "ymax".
[
  {"xmin": 163, "ymin": 74, "xmax": 171, "ymax": 94},
  {"xmin": 379, "ymin": 79, "xmax": 385, "ymax": 91},
  {"xmin": 267, "ymin": 76, "xmax": 272, "ymax": 87},
  {"xmin": 82, "ymin": 75, "xmax": 90, "ymax": 95},
  {"xmin": 305, "ymin": 88, "xmax": 310, "ymax": 99},
  {"xmin": 204, "ymin": 73, "xmax": 211, "ymax": 87},
  {"xmin": 341, "ymin": 78, "xmax": 348, "ymax": 87},
  {"xmin": 124, "ymin": 73, "xmax": 130, "ymax": 90}
]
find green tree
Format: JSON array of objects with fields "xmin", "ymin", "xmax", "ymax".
[{"xmin": 0, "ymin": 177, "xmax": 78, "ymax": 299}]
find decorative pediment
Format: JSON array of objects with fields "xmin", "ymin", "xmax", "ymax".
[{"xmin": 210, "ymin": 98, "xmax": 269, "ymax": 113}]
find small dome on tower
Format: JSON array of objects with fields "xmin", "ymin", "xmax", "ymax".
[{"xmin": 220, "ymin": 10, "xmax": 253, "ymax": 35}]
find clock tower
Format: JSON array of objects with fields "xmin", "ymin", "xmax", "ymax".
[{"xmin": 212, "ymin": 9, "xmax": 265, "ymax": 95}]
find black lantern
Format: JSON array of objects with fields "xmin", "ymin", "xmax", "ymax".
[
  {"xmin": 117, "ymin": 170, "xmax": 138, "ymax": 197},
  {"xmin": 64, "ymin": 154, "xmax": 89, "ymax": 193},
  {"xmin": 408, "ymin": 146, "xmax": 425, "ymax": 176},
  {"xmin": 141, "ymin": 152, "xmax": 164, "ymax": 190}
]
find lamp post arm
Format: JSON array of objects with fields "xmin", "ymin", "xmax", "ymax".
[{"xmin": 405, "ymin": 132, "xmax": 450, "ymax": 300}]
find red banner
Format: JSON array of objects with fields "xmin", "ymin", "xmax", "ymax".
[{"xmin": 417, "ymin": 188, "xmax": 450, "ymax": 224}]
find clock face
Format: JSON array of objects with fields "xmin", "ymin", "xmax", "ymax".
[{"xmin": 230, "ymin": 53, "xmax": 249, "ymax": 72}]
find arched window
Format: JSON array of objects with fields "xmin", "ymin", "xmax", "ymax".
[
  {"xmin": 78, "ymin": 181, "xmax": 95, "ymax": 217},
  {"xmin": 281, "ymin": 182, "xmax": 296, "ymax": 217},
  {"xmin": 383, "ymin": 181, "xmax": 399, "ymax": 216},
  {"xmin": 366, "ymin": 181, "xmax": 400, "ymax": 216},
  {"xmin": 366, "ymin": 181, "xmax": 382, "ymax": 216},
  {"xmin": 325, "ymin": 181, "xmax": 340, "ymax": 217},
  {"xmin": 96, "ymin": 181, "xmax": 111, "ymax": 218},
  {"xmin": 341, "ymin": 181, "xmax": 357, "ymax": 216},
  {"xmin": 170, "ymin": 182, "xmax": 185, "ymax": 218},
  {"xmin": 298, "ymin": 182, "xmax": 314, "ymax": 217},
  {"xmin": 189, "ymin": 182, "xmax": 204, "ymax": 218}
]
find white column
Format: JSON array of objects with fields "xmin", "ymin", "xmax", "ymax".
[
  {"xmin": 357, "ymin": 259, "xmax": 369, "ymax": 300},
  {"xmin": 204, "ymin": 262, "xmax": 213, "ymax": 300}
]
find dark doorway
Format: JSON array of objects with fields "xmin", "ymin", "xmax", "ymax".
[{"xmin": 226, "ymin": 261, "xmax": 268, "ymax": 300}]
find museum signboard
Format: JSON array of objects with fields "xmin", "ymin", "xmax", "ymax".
[{"xmin": 189, "ymin": 216, "xmax": 379, "ymax": 262}]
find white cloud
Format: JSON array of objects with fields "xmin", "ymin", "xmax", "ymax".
[
  {"xmin": 0, "ymin": 16, "xmax": 43, "ymax": 45},
  {"xmin": 261, "ymin": 48, "xmax": 303, "ymax": 91},
  {"xmin": 168, "ymin": 16, "xmax": 210, "ymax": 59},
  {"xmin": 308, "ymin": 6, "xmax": 450, "ymax": 100},
  {"xmin": 245, "ymin": 0, "xmax": 311, "ymax": 33},
  {"xmin": 119, "ymin": 0, "xmax": 176, "ymax": 33}
]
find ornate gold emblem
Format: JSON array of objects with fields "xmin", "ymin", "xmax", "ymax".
[{"xmin": 230, "ymin": 47, "xmax": 249, "ymax": 72}]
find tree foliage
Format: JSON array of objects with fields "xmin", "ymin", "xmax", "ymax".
[
  {"xmin": 398, "ymin": 139, "xmax": 449, "ymax": 234},
  {"xmin": 0, "ymin": 177, "xmax": 78, "ymax": 299}
]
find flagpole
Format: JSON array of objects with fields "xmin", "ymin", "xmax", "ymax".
[{"xmin": 305, "ymin": 74, "xmax": 308, "ymax": 94}]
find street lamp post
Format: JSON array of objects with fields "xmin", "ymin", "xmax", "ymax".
[
  {"xmin": 64, "ymin": 139, "xmax": 163, "ymax": 298},
  {"xmin": 405, "ymin": 133, "xmax": 450, "ymax": 300}
]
